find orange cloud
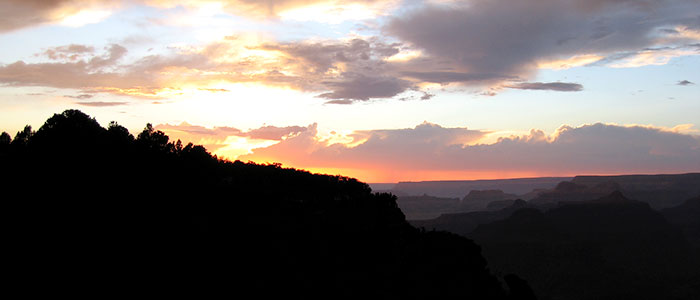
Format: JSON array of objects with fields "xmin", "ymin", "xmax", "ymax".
[{"xmin": 239, "ymin": 122, "xmax": 700, "ymax": 182}]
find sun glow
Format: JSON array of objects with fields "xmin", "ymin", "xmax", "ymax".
[
  {"xmin": 213, "ymin": 137, "xmax": 280, "ymax": 160},
  {"xmin": 58, "ymin": 9, "xmax": 113, "ymax": 27},
  {"xmin": 385, "ymin": 50, "xmax": 422, "ymax": 62}
]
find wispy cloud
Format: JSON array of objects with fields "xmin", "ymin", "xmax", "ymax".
[
  {"xmin": 507, "ymin": 82, "xmax": 583, "ymax": 92},
  {"xmin": 76, "ymin": 101, "xmax": 129, "ymax": 107}
]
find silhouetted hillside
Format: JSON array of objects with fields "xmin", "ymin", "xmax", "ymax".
[
  {"xmin": 411, "ymin": 199, "xmax": 530, "ymax": 237},
  {"xmin": 528, "ymin": 181, "xmax": 621, "ymax": 209},
  {"xmin": 460, "ymin": 189, "xmax": 519, "ymax": 211},
  {"xmin": 526, "ymin": 174, "xmax": 700, "ymax": 210},
  {"xmin": 396, "ymin": 194, "xmax": 460, "ymax": 220},
  {"xmin": 663, "ymin": 196, "xmax": 700, "ymax": 247},
  {"xmin": 470, "ymin": 192, "xmax": 700, "ymax": 300},
  {"xmin": 570, "ymin": 174, "xmax": 700, "ymax": 209},
  {"xmin": 1, "ymin": 110, "xmax": 530, "ymax": 299},
  {"xmin": 391, "ymin": 177, "xmax": 571, "ymax": 198}
]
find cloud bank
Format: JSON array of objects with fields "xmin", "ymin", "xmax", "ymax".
[{"xmin": 238, "ymin": 122, "xmax": 700, "ymax": 181}]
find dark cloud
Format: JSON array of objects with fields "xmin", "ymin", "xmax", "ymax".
[
  {"xmin": 508, "ymin": 82, "xmax": 584, "ymax": 92},
  {"xmin": 76, "ymin": 101, "xmax": 128, "ymax": 107},
  {"xmin": 324, "ymin": 99, "xmax": 354, "ymax": 105},
  {"xmin": 258, "ymin": 38, "xmax": 417, "ymax": 101},
  {"xmin": 0, "ymin": 0, "xmax": 73, "ymax": 32},
  {"xmin": 260, "ymin": 38, "xmax": 399, "ymax": 75},
  {"xmin": 318, "ymin": 74, "xmax": 413, "ymax": 101},
  {"xmin": 401, "ymin": 71, "xmax": 513, "ymax": 84},
  {"xmin": 386, "ymin": 0, "xmax": 700, "ymax": 82},
  {"xmin": 420, "ymin": 92, "xmax": 434, "ymax": 100},
  {"xmin": 677, "ymin": 80, "xmax": 694, "ymax": 86}
]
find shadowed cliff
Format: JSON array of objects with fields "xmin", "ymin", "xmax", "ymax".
[{"xmin": 469, "ymin": 192, "xmax": 700, "ymax": 300}]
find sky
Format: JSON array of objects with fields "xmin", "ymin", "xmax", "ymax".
[{"xmin": 1, "ymin": 0, "xmax": 699, "ymax": 183}]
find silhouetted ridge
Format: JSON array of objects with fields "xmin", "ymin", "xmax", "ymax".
[
  {"xmin": 529, "ymin": 174, "xmax": 700, "ymax": 209},
  {"xmin": 1, "ymin": 110, "xmax": 530, "ymax": 299},
  {"xmin": 662, "ymin": 195, "xmax": 700, "ymax": 247},
  {"xmin": 470, "ymin": 192, "xmax": 699, "ymax": 300},
  {"xmin": 411, "ymin": 199, "xmax": 532, "ymax": 237}
]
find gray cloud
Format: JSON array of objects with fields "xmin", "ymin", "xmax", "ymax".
[
  {"xmin": 508, "ymin": 82, "xmax": 584, "ymax": 92},
  {"xmin": 260, "ymin": 38, "xmax": 399, "ymax": 76},
  {"xmin": 386, "ymin": 0, "xmax": 700, "ymax": 83},
  {"xmin": 0, "ymin": 44, "xmax": 130, "ymax": 91},
  {"xmin": 64, "ymin": 94, "xmax": 94, "ymax": 99},
  {"xmin": 324, "ymin": 99, "xmax": 354, "ymax": 105},
  {"xmin": 41, "ymin": 44, "xmax": 95, "ymax": 61},
  {"xmin": 0, "ymin": 0, "xmax": 72, "ymax": 32},
  {"xmin": 677, "ymin": 80, "xmax": 695, "ymax": 85},
  {"xmin": 400, "ymin": 71, "xmax": 513, "ymax": 84},
  {"xmin": 318, "ymin": 74, "xmax": 413, "ymax": 101}
]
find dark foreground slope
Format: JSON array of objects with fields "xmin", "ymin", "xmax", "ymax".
[
  {"xmin": 470, "ymin": 192, "xmax": 700, "ymax": 300},
  {"xmin": 1, "ymin": 110, "xmax": 530, "ymax": 299},
  {"xmin": 662, "ymin": 196, "xmax": 700, "ymax": 247}
]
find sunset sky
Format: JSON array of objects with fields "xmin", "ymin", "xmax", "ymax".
[{"xmin": 1, "ymin": 0, "xmax": 699, "ymax": 182}]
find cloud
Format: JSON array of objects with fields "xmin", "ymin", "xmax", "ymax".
[
  {"xmin": 677, "ymin": 80, "xmax": 695, "ymax": 85},
  {"xmin": 0, "ymin": 44, "xmax": 128, "ymax": 91},
  {"xmin": 40, "ymin": 44, "xmax": 95, "ymax": 61},
  {"xmin": 318, "ymin": 74, "xmax": 413, "ymax": 101},
  {"xmin": 400, "ymin": 71, "xmax": 513, "ymax": 84},
  {"xmin": 0, "ymin": 0, "xmax": 118, "ymax": 32},
  {"xmin": 155, "ymin": 122, "xmax": 311, "ymax": 154},
  {"xmin": 64, "ymin": 94, "xmax": 94, "ymax": 99},
  {"xmin": 242, "ymin": 122, "xmax": 489, "ymax": 169},
  {"xmin": 4, "ymin": 0, "xmax": 697, "ymax": 103},
  {"xmin": 76, "ymin": 101, "xmax": 129, "ymax": 107},
  {"xmin": 0, "ymin": 37, "xmax": 418, "ymax": 102},
  {"xmin": 155, "ymin": 122, "xmax": 243, "ymax": 152},
  {"xmin": 507, "ymin": 82, "xmax": 584, "ymax": 92},
  {"xmin": 244, "ymin": 125, "xmax": 308, "ymax": 140},
  {"xmin": 386, "ymin": 0, "xmax": 700, "ymax": 85},
  {"xmin": 240, "ymin": 122, "xmax": 700, "ymax": 181}
]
